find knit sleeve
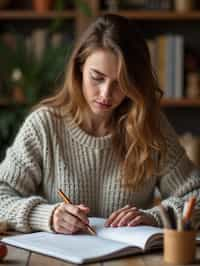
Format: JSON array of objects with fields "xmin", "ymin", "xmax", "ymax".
[
  {"xmin": 143, "ymin": 113, "xmax": 200, "ymax": 229},
  {"xmin": 0, "ymin": 109, "xmax": 59, "ymax": 233}
]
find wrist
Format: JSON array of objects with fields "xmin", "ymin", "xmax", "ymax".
[{"xmin": 50, "ymin": 203, "xmax": 61, "ymax": 232}]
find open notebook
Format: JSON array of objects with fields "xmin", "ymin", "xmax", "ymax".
[{"xmin": 1, "ymin": 217, "xmax": 163, "ymax": 264}]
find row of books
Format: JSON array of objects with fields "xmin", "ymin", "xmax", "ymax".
[
  {"xmin": 116, "ymin": 0, "xmax": 196, "ymax": 11},
  {"xmin": 147, "ymin": 34, "xmax": 184, "ymax": 98},
  {"xmin": 118, "ymin": 0, "xmax": 173, "ymax": 10}
]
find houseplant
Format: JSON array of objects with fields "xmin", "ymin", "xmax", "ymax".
[{"xmin": 0, "ymin": 34, "xmax": 72, "ymax": 159}]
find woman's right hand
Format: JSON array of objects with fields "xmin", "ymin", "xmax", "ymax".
[{"xmin": 52, "ymin": 203, "xmax": 90, "ymax": 234}]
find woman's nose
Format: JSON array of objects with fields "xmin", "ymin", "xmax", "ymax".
[{"xmin": 100, "ymin": 83, "xmax": 111, "ymax": 99}]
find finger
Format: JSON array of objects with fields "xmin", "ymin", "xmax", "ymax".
[
  {"xmin": 128, "ymin": 215, "xmax": 143, "ymax": 226},
  {"xmin": 105, "ymin": 205, "xmax": 131, "ymax": 226},
  {"xmin": 62, "ymin": 213, "xmax": 88, "ymax": 231},
  {"xmin": 110, "ymin": 207, "xmax": 138, "ymax": 227},
  {"xmin": 78, "ymin": 204, "xmax": 90, "ymax": 214},
  {"xmin": 55, "ymin": 222, "xmax": 80, "ymax": 235},
  {"xmin": 64, "ymin": 204, "xmax": 89, "ymax": 225},
  {"xmin": 54, "ymin": 224, "xmax": 71, "ymax": 234},
  {"xmin": 53, "ymin": 216, "xmax": 75, "ymax": 234},
  {"xmin": 116, "ymin": 209, "xmax": 140, "ymax": 227}
]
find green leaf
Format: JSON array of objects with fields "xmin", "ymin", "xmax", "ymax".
[{"xmin": 74, "ymin": 0, "xmax": 93, "ymax": 17}]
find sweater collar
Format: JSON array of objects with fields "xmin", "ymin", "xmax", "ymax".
[{"xmin": 65, "ymin": 117, "xmax": 112, "ymax": 149}]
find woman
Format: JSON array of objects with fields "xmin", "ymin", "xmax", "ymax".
[{"xmin": 0, "ymin": 14, "xmax": 199, "ymax": 234}]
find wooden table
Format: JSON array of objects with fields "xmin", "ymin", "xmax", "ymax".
[{"xmin": 1, "ymin": 244, "xmax": 200, "ymax": 266}]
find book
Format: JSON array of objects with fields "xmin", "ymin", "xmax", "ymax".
[
  {"xmin": 1, "ymin": 217, "xmax": 163, "ymax": 264},
  {"xmin": 174, "ymin": 35, "xmax": 184, "ymax": 99}
]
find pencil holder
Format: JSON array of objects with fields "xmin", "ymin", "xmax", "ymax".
[{"xmin": 164, "ymin": 229, "xmax": 196, "ymax": 264}]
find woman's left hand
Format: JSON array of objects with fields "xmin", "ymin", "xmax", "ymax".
[{"xmin": 105, "ymin": 205, "xmax": 157, "ymax": 227}]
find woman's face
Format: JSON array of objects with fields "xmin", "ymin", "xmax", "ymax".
[{"xmin": 82, "ymin": 49, "xmax": 126, "ymax": 119}]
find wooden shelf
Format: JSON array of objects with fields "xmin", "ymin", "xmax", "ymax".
[
  {"xmin": 161, "ymin": 98, "xmax": 200, "ymax": 107},
  {"xmin": 1, "ymin": 10, "xmax": 200, "ymax": 20},
  {"xmin": 103, "ymin": 11, "xmax": 200, "ymax": 20},
  {"xmin": 0, "ymin": 10, "xmax": 76, "ymax": 20}
]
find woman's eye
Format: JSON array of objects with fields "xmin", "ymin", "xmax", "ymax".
[{"xmin": 90, "ymin": 74, "xmax": 104, "ymax": 82}]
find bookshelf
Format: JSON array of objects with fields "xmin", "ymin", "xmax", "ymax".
[
  {"xmin": 1, "ymin": 0, "xmax": 200, "ymax": 160},
  {"xmin": 1, "ymin": 10, "xmax": 200, "ymax": 20}
]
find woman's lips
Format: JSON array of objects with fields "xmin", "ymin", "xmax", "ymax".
[{"xmin": 95, "ymin": 101, "xmax": 112, "ymax": 108}]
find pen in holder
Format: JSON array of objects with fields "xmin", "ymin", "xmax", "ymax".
[{"xmin": 159, "ymin": 197, "xmax": 197, "ymax": 264}]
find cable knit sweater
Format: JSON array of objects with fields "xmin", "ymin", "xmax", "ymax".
[{"xmin": 0, "ymin": 106, "xmax": 200, "ymax": 233}]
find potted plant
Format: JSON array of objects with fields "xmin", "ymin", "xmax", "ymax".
[
  {"xmin": 0, "ymin": 33, "xmax": 72, "ymax": 160},
  {"xmin": 0, "ymin": 33, "xmax": 72, "ymax": 104}
]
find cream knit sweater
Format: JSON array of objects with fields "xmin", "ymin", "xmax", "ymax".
[{"xmin": 0, "ymin": 107, "xmax": 200, "ymax": 232}]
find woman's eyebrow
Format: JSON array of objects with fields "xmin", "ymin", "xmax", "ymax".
[{"xmin": 91, "ymin": 68, "xmax": 107, "ymax": 77}]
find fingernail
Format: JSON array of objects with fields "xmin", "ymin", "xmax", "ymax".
[
  {"xmin": 111, "ymin": 224, "xmax": 116, "ymax": 227},
  {"xmin": 128, "ymin": 222, "xmax": 135, "ymax": 226}
]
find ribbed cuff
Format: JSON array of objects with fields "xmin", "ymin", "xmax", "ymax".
[
  {"xmin": 16, "ymin": 197, "xmax": 47, "ymax": 232},
  {"xmin": 29, "ymin": 203, "xmax": 60, "ymax": 232},
  {"xmin": 142, "ymin": 206, "xmax": 163, "ymax": 227},
  {"xmin": 142, "ymin": 197, "xmax": 184, "ymax": 228}
]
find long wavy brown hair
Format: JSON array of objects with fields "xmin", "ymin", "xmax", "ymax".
[{"xmin": 38, "ymin": 14, "xmax": 166, "ymax": 190}]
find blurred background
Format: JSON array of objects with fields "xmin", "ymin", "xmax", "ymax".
[{"xmin": 1, "ymin": 0, "xmax": 200, "ymax": 167}]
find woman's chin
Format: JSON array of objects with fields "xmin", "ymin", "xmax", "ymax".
[{"xmin": 90, "ymin": 107, "xmax": 111, "ymax": 117}]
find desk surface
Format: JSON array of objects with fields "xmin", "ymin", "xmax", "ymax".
[{"xmin": 1, "ymin": 244, "xmax": 200, "ymax": 266}]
